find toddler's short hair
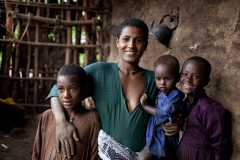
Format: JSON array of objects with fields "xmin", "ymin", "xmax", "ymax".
[{"xmin": 154, "ymin": 55, "xmax": 180, "ymax": 76}]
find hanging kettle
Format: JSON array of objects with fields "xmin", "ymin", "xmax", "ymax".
[{"xmin": 149, "ymin": 14, "xmax": 179, "ymax": 45}]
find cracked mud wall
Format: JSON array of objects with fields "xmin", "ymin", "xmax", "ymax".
[{"xmin": 108, "ymin": 0, "xmax": 240, "ymax": 159}]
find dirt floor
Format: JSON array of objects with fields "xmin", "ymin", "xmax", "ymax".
[
  {"xmin": 0, "ymin": 114, "xmax": 39, "ymax": 160},
  {"xmin": 0, "ymin": 99, "xmax": 94, "ymax": 160}
]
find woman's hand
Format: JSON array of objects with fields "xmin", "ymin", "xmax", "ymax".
[
  {"xmin": 56, "ymin": 120, "xmax": 79, "ymax": 159},
  {"xmin": 50, "ymin": 96, "xmax": 79, "ymax": 158},
  {"xmin": 161, "ymin": 116, "xmax": 185, "ymax": 136}
]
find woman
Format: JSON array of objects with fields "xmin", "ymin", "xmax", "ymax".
[{"xmin": 47, "ymin": 18, "xmax": 180, "ymax": 159}]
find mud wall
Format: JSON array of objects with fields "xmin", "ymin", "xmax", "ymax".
[{"xmin": 108, "ymin": 0, "xmax": 240, "ymax": 159}]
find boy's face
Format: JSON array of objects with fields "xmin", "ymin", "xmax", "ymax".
[
  {"xmin": 57, "ymin": 75, "xmax": 84, "ymax": 109},
  {"xmin": 116, "ymin": 26, "xmax": 147, "ymax": 64},
  {"xmin": 180, "ymin": 60, "xmax": 209, "ymax": 96},
  {"xmin": 154, "ymin": 64, "xmax": 177, "ymax": 93}
]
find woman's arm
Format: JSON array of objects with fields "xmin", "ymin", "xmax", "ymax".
[{"xmin": 51, "ymin": 97, "xmax": 79, "ymax": 159}]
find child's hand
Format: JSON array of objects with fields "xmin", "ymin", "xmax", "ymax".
[
  {"xmin": 140, "ymin": 94, "xmax": 156, "ymax": 116},
  {"xmin": 140, "ymin": 94, "xmax": 148, "ymax": 107}
]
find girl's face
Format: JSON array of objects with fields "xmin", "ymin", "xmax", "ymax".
[
  {"xmin": 57, "ymin": 75, "xmax": 84, "ymax": 109},
  {"xmin": 154, "ymin": 64, "xmax": 177, "ymax": 93},
  {"xmin": 116, "ymin": 26, "xmax": 147, "ymax": 64},
  {"xmin": 180, "ymin": 60, "xmax": 209, "ymax": 98}
]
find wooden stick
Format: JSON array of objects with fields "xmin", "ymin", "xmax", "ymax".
[
  {"xmin": 18, "ymin": 103, "xmax": 51, "ymax": 108},
  {"xmin": 0, "ymin": 39, "xmax": 101, "ymax": 48},
  {"xmin": 65, "ymin": 0, "xmax": 72, "ymax": 64},
  {"xmin": 8, "ymin": 12, "xmax": 102, "ymax": 26},
  {"xmin": 1, "ymin": 0, "xmax": 111, "ymax": 13},
  {"xmin": 0, "ymin": 75, "xmax": 56, "ymax": 81},
  {"xmin": 33, "ymin": 0, "xmax": 41, "ymax": 114}
]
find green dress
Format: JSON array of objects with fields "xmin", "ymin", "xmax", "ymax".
[{"xmin": 47, "ymin": 62, "xmax": 158, "ymax": 152}]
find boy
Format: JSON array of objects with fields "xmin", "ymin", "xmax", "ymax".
[
  {"xmin": 32, "ymin": 64, "xmax": 101, "ymax": 160},
  {"xmin": 175, "ymin": 56, "xmax": 229, "ymax": 160}
]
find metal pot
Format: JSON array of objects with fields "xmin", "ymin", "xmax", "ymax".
[{"xmin": 149, "ymin": 14, "xmax": 179, "ymax": 45}]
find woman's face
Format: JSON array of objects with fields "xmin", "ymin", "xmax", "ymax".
[{"xmin": 116, "ymin": 26, "xmax": 147, "ymax": 64}]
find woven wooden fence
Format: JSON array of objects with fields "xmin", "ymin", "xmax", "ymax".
[{"xmin": 0, "ymin": 0, "xmax": 111, "ymax": 113}]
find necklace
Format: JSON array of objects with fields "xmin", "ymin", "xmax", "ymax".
[
  {"xmin": 118, "ymin": 66, "xmax": 141, "ymax": 74},
  {"xmin": 69, "ymin": 112, "xmax": 75, "ymax": 123}
]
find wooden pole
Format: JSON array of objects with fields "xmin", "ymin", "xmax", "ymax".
[
  {"xmin": 83, "ymin": 0, "xmax": 90, "ymax": 66},
  {"xmin": 11, "ymin": 15, "xmax": 21, "ymax": 101},
  {"xmin": 73, "ymin": 0, "xmax": 81, "ymax": 64},
  {"xmin": 1, "ymin": 3, "xmax": 14, "ymax": 98},
  {"xmin": 61, "ymin": 8, "xmax": 66, "ymax": 56},
  {"xmin": 0, "ymin": 75, "xmax": 55, "ymax": 81},
  {"xmin": 65, "ymin": 0, "xmax": 72, "ymax": 64},
  {"xmin": 8, "ymin": 12, "xmax": 102, "ymax": 26},
  {"xmin": 2, "ymin": 0, "xmax": 111, "ymax": 13},
  {"xmin": 89, "ymin": 17, "xmax": 97, "ymax": 63},
  {"xmin": 25, "ymin": 30, "xmax": 31, "ymax": 104},
  {"xmin": 33, "ymin": 0, "xmax": 42, "ymax": 114},
  {"xmin": 0, "ymin": 39, "xmax": 101, "ymax": 48},
  {"xmin": 24, "ymin": 4, "xmax": 31, "ymax": 104},
  {"xmin": 98, "ymin": 22, "xmax": 103, "ymax": 62}
]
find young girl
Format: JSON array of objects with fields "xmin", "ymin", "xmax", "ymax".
[
  {"xmin": 32, "ymin": 64, "xmax": 101, "ymax": 160},
  {"xmin": 176, "ymin": 56, "xmax": 229, "ymax": 160},
  {"xmin": 138, "ymin": 55, "xmax": 186, "ymax": 160}
]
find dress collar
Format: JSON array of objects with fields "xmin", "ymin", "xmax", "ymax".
[{"xmin": 185, "ymin": 89, "xmax": 206, "ymax": 115}]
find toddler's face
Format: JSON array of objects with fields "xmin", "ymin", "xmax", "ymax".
[
  {"xmin": 180, "ymin": 60, "xmax": 209, "ymax": 96},
  {"xmin": 154, "ymin": 64, "xmax": 177, "ymax": 93}
]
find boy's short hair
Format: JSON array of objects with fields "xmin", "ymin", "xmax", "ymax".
[
  {"xmin": 58, "ymin": 64, "xmax": 87, "ymax": 84},
  {"xmin": 184, "ymin": 56, "xmax": 211, "ymax": 78},
  {"xmin": 154, "ymin": 55, "xmax": 180, "ymax": 76},
  {"xmin": 116, "ymin": 18, "xmax": 149, "ymax": 42}
]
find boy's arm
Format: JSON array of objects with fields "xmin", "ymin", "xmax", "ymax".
[
  {"xmin": 48, "ymin": 85, "xmax": 79, "ymax": 159},
  {"xmin": 203, "ymin": 104, "xmax": 229, "ymax": 160},
  {"xmin": 32, "ymin": 116, "xmax": 43, "ymax": 160}
]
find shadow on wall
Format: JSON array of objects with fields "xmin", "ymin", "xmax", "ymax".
[{"xmin": 225, "ymin": 109, "xmax": 233, "ymax": 160}]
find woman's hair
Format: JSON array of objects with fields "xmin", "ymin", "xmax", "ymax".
[
  {"xmin": 184, "ymin": 56, "xmax": 212, "ymax": 78},
  {"xmin": 58, "ymin": 64, "xmax": 87, "ymax": 84},
  {"xmin": 116, "ymin": 18, "xmax": 149, "ymax": 42}
]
